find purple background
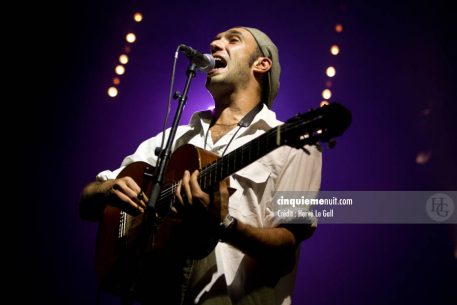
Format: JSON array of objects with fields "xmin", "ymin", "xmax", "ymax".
[{"xmin": 19, "ymin": 0, "xmax": 456, "ymax": 304}]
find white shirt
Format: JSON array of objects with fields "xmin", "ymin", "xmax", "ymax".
[{"xmin": 96, "ymin": 104, "xmax": 322, "ymax": 305}]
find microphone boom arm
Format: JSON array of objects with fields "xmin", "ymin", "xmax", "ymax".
[{"xmin": 148, "ymin": 59, "xmax": 199, "ymax": 209}]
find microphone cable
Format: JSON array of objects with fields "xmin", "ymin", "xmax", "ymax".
[{"xmin": 157, "ymin": 45, "xmax": 180, "ymax": 159}]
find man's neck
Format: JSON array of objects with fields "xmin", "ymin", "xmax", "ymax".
[
  {"xmin": 213, "ymin": 105, "xmax": 246, "ymax": 125},
  {"xmin": 212, "ymin": 95, "xmax": 261, "ymax": 126},
  {"xmin": 208, "ymin": 101, "xmax": 260, "ymax": 144}
]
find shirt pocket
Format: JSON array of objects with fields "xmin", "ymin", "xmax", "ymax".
[
  {"xmin": 229, "ymin": 162, "xmax": 271, "ymax": 225},
  {"xmin": 233, "ymin": 161, "xmax": 271, "ymax": 184}
]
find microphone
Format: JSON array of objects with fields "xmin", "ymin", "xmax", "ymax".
[{"xmin": 179, "ymin": 44, "xmax": 215, "ymax": 73}]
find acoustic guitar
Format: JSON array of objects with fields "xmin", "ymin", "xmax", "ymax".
[{"xmin": 95, "ymin": 102, "xmax": 351, "ymax": 298}]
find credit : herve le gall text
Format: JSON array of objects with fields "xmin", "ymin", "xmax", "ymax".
[{"xmin": 276, "ymin": 209, "xmax": 334, "ymax": 218}]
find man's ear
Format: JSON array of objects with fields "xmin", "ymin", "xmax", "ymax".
[{"xmin": 253, "ymin": 57, "xmax": 272, "ymax": 74}]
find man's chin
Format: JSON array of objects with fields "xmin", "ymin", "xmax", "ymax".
[{"xmin": 205, "ymin": 75, "xmax": 221, "ymax": 88}]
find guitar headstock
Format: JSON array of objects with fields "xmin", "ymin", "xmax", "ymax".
[{"xmin": 281, "ymin": 102, "xmax": 352, "ymax": 149}]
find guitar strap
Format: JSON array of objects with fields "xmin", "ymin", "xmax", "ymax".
[{"xmin": 236, "ymin": 101, "xmax": 263, "ymax": 127}]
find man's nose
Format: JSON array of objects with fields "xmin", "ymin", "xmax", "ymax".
[{"xmin": 210, "ymin": 39, "xmax": 224, "ymax": 53}]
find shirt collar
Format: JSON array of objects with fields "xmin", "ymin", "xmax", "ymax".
[{"xmin": 188, "ymin": 103, "xmax": 282, "ymax": 132}]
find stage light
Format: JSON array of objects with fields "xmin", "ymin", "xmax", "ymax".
[
  {"xmin": 126, "ymin": 33, "xmax": 136, "ymax": 43},
  {"xmin": 133, "ymin": 12, "xmax": 143, "ymax": 22},
  {"xmin": 326, "ymin": 66, "xmax": 336, "ymax": 77},
  {"xmin": 108, "ymin": 87, "xmax": 118, "ymax": 98},
  {"xmin": 322, "ymin": 89, "xmax": 332, "ymax": 100},
  {"xmin": 119, "ymin": 54, "xmax": 128, "ymax": 64},
  {"xmin": 330, "ymin": 45, "xmax": 340, "ymax": 55},
  {"xmin": 416, "ymin": 150, "xmax": 432, "ymax": 165},
  {"xmin": 115, "ymin": 65, "xmax": 125, "ymax": 75}
]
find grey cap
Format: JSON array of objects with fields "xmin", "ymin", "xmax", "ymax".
[{"xmin": 243, "ymin": 27, "xmax": 281, "ymax": 108}]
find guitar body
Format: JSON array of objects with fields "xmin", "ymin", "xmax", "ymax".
[{"xmin": 95, "ymin": 144, "xmax": 220, "ymax": 297}]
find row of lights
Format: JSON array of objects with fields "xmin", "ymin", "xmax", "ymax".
[
  {"xmin": 107, "ymin": 12, "xmax": 144, "ymax": 99},
  {"xmin": 320, "ymin": 23, "xmax": 343, "ymax": 107}
]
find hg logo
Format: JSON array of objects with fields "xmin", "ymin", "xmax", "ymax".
[{"xmin": 426, "ymin": 193, "xmax": 454, "ymax": 222}]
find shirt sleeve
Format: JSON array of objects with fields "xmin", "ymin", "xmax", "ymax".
[
  {"xmin": 95, "ymin": 130, "xmax": 167, "ymax": 181},
  {"xmin": 94, "ymin": 124, "xmax": 196, "ymax": 181}
]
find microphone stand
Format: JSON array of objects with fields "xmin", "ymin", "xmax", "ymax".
[
  {"xmin": 148, "ymin": 62, "xmax": 198, "ymax": 210},
  {"xmin": 121, "ymin": 60, "xmax": 199, "ymax": 305}
]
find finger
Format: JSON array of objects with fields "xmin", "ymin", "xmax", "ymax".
[
  {"xmin": 113, "ymin": 177, "xmax": 146, "ymax": 211},
  {"xmin": 110, "ymin": 187, "xmax": 144, "ymax": 213},
  {"xmin": 123, "ymin": 177, "xmax": 147, "ymax": 208},
  {"xmin": 189, "ymin": 170, "xmax": 202, "ymax": 193},
  {"xmin": 136, "ymin": 191, "xmax": 148, "ymax": 208},
  {"xmin": 189, "ymin": 170, "xmax": 210, "ymax": 207},
  {"xmin": 170, "ymin": 205, "xmax": 178, "ymax": 214},
  {"xmin": 175, "ymin": 180, "xmax": 184, "ymax": 205},
  {"xmin": 171, "ymin": 194, "xmax": 185, "ymax": 214},
  {"xmin": 138, "ymin": 191, "xmax": 149, "ymax": 203},
  {"xmin": 182, "ymin": 170, "xmax": 193, "ymax": 205},
  {"xmin": 123, "ymin": 176, "xmax": 142, "ymax": 194},
  {"xmin": 123, "ymin": 185, "xmax": 146, "ymax": 209}
]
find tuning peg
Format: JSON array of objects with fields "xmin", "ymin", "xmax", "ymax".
[{"xmin": 327, "ymin": 139, "xmax": 337, "ymax": 149}]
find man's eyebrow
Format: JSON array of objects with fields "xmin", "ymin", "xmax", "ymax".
[{"xmin": 211, "ymin": 30, "xmax": 245, "ymax": 42}]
